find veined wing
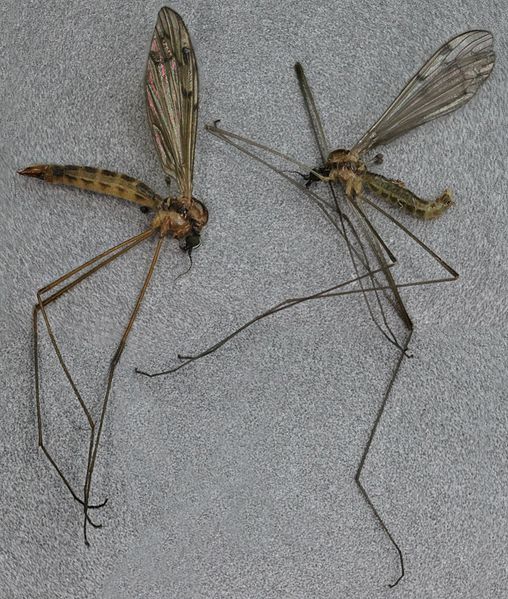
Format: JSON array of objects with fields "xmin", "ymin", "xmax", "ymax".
[
  {"xmin": 145, "ymin": 7, "xmax": 199, "ymax": 198},
  {"xmin": 352, "ymin": 30, "xmax": 495, "ymax": 155}
]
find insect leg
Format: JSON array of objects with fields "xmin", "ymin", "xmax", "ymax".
[
  {"xmin": 208, "ymin": 123, "xmax": 418, "ymax": 356},
  {"xmin": 294, "ymin": 62, "xmax": 330, "ymax": 164},
  {"xmin": 359, "ymin": 195, "xmax": 459, "ymax": 281},
  {"xmin": 355, "ymin": 334, "xmax": 411, "ymax": 588},
  {"xmin": 204, "ymin": 121, "xmax": 414, "ymax": 584},
  {"xmin": 206, "ymin": 124, "xmax": 458, "ymax": 335},
  {"xmin": 34, "ymin": 229, "xmax": 154, "ymax": 525},
  {"xmin": 327, "ymin": 182, "xmax": 409, "ymax": 352},
  {"xmin": 135, "ymin": 265, "xmax": 400, "ymax": 377},
  {"xmin": 81, "ymin": 235, "xmax": 164, "ymax": 545},
  {"xmin": 343, "ymin": 191, "xmax": 413, "ymax": 585},
  {"xmin": 205, "ymin": 123, "xmax": 328, "ymax": 184}
]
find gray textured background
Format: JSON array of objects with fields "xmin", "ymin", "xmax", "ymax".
[{"xmin": 1, "ymin": 1, "xmax": 507, "ymax": 598}]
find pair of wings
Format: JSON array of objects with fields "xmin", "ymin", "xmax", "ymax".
[{"xmin": 146, "ymin": 9, "xmax": 495, "ymax": 194}]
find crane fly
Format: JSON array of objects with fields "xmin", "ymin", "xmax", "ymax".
[
  {"xmin": 19, "ymin": 6, "xmax": 205, "ymax": 544},
  {"xmin": 138, "ymin": 30, "xmax": 495, "ymax": 586},
  {"xmin": 304, "ymin": 30, "xmax": 494, "ymax": 219}
]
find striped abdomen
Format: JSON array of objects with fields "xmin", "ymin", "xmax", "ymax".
[
  {"xmin": 18, "ymin": 164, "xmax": 163, "ymax": 210},
  {"xmin": 362, "ymin": 171, "xmax": 453, "ymax": 219}
]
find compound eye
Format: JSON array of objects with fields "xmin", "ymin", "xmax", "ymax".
[{"xmin": 183, "ymin": 233, "xmax": 201, "ymax": 250}]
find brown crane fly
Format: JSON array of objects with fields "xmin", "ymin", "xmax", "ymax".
[
  {"xmin": 137, "ymin": 30, "xmax": 495, "ymax": 586},
  {"xmin": 19, "ymin": 7, "xmax": 205, "ymax": 544}
]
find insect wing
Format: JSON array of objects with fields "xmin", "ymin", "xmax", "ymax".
[
  {"xmin": 352, "ymin": 30, "xmax": 495, "ymax": 155},
  {"xmin": 145, "ymin": 7, "xmax": 199, "ymax": 198}
]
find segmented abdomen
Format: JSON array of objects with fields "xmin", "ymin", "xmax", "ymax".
[
  {"xmin": 19, "ymin": 164, "xmax": 163, "ymax": 209},
  {"xmin": 362, "ymin": 171, "xmax": 453, "ymax": 219}
]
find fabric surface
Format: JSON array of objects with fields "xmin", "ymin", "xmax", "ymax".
[{"xmin": 1, "ymin": 1, "xmax": 506, "ymax": 598}]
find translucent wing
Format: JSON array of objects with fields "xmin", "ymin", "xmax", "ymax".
[
  {"xmin": 145, "ymin": 7, "xmax": 199, "ymax": 198},
  {"xmin": 352, "ymin": 30, "xmax": 495, "ymax": 155}
]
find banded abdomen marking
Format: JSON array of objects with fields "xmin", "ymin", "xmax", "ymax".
[
  {"xmin": 363, "ymin": 171, "xmax": 453, "ymax": 219},
  {"xmin": 18, "ymin": 164, "xmax": 163, "ymax": 209}
]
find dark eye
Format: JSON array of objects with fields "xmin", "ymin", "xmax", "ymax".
[{"xmin": 184, "ymin": 233, "xmax": 201, "ymax": 250}]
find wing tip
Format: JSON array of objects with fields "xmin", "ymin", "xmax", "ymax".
[{"xmin": 156, "ymin": 5, "xmax": 186, "ymax": 29}]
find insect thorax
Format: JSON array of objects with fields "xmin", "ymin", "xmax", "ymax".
[
  {"xmin": 326, "ymin": 149, "xmax": 364, "ymax": 171},
  {"xmin": 151, "ymin": 196, "xmax": 208, "ymax": 238},
  {"xmin": 326, "ymin": 149, "xmax": 366, "ymax": 195}
]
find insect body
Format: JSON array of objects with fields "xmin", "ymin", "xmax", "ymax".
[
  {"xmin": 361, "ymin": 171, "xmax": 452, "ymax": 219},
  {"xmin": 312, "ymin": 148, "xmax": 454, "ymax": 219},
  {"xmin": 299, "ymin": 30, "xmax": 494, "ymax": 220},
  {"xmin": 20, "ymin": 164, "xmax": 208, "ymax": 246},
  {"xmin": 20, "ymin": 7, "xmax": 203, "ymax": 544}
]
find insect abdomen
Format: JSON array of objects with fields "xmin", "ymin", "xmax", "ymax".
[
  {"xmin": 363, "ymin": 171, "xmax": 453, "ymax": 219},
  {"xmin": 18, "ymin": 164, "xmax": 162, "ymax": 209}
]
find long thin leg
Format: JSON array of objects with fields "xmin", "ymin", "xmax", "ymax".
[
  {"xmin": 360, "ymin": 195, "xmax": 459, "ymax": 279},
  {"xmin": 205, "ymin": 123, "xmax": 458, "ymax": 338},
  {"xmin": 330, "ymin": 184, "xmax": 412, "ymax": 585},
  {"xmin": 137, "ymin": 131, "xmax": 456, "ymax": 376},
  {"xmin": 353, "ymin": 194, "xmax": 412, "ymax": 339},
  {"xmin": 35, "ymin": 306, "xmax": 106, "ymax": 522},
  {"xmin": 204, "ymin": 120, "xmax": 451, "ymax": 585},
  {"xmin": 137, "ymin": 223, "xmax": 456, "ymax": 377},
  {"xmin": 338, "ymin": 187, "xmax": 413, "ymax": 585},
  {"xmin": 205, "ymin": 123, "xmax": 410, "ymax": 350},
  {"xmin": 136, "ymin": 249, "xmax": 455, "ymax": 380},
  {"xmin": 206, "ymin": 122, "xmax": 458, "ymax": 279},
  {"xmin": 204, "ymin": 118, "xmax": 459, "ymax": 584},
  {"xmin": 206, "ymin": 124, "xmax": 370, "ymax": 265},
  {"xmin": 206, "ymin": 123, "xmax": 327, "ymax": 184},
  {"xmin": 355, "ymin": 332, "xmax": 412, "ymax": 588},
  {"xmin": 337, "ymin": 184, "xmax": 411, "ymax": 585},
  {"xmin": 295, "ymin": 59, "xmax": 409, "ymax": 335},
  {"xmin": 37, "ymin": 229, "xmax": 155, "ymax": 425},
  {"xmin": 136, "ymin": 269, "xmax": 387, "ymax": 377},
  {"xmin": 294, "ymin": 63, "xmax": 330, "ymax": 164},
  {"xmin": 343, "ymin": 193, "xmax": 457, "ymax": 333},
  {"xmin": 329, "ymin": 180, "xmax": 408, "ymax": 352},
  {"xmin": 34, "ymin": 229, "xmax": 154, "ymax": 522},
  {"xmin": 81, "ymin": 235, "xmax": 165, "ymax": 544}
]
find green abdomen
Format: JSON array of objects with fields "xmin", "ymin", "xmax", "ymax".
[{"xmin": 363, "ymin": 171, "xmax": 453, "ymax": 219}]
